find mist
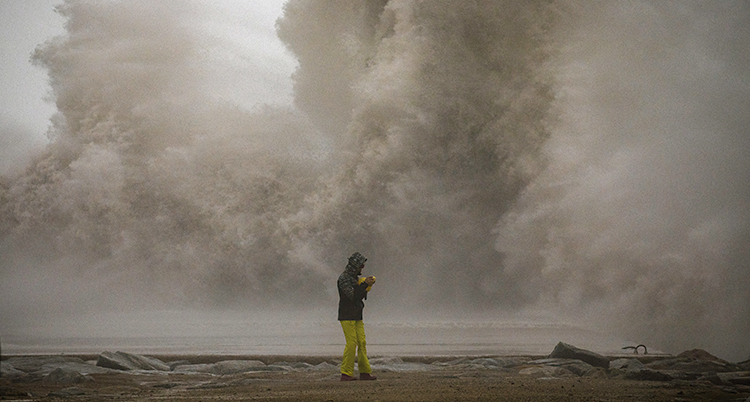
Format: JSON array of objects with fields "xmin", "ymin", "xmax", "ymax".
[{"xmin": 0, "ymin": 0, "xmax": 748, "ymax": 361}]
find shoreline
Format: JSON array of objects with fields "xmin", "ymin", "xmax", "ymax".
[
  {"xmin": 1, "ymin": 352, "xmax": 678, "ymax": 366},
  {"xmin": 3, "ymin": 350, "xmax": 749, "ymax": 401}
]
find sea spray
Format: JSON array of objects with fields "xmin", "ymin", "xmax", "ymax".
[
  {"xmin": 1, "ymin": 0, "xmax": 558, "ymax": 313},
  {"xmin": 277, "ymin": 0, "xmax": 559, "ymax": 307},
  {"xmin": 493, "ymin": 1, "xmax": 750, "ymax": 360},
  {"xmin": 0, "ymin": 0, "xmax": 748, "ymax": 362}
]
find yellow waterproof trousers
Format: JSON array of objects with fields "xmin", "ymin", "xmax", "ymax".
[{"xmin": 340, "ymin": 320, "xmax": 371, "ymax": 376}]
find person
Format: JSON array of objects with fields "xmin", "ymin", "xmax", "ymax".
[{"xmin": 337, "ymin": 251, "xmax": 377, "ymax": 381}]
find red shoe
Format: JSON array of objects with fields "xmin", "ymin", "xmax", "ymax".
[
  {"xmin": 340, "ymin": 374, "xmax": 358, "ymax": 381},
  {"xmin": 359, "ymin": 373, "xmax": 377, "ymax": 381}
]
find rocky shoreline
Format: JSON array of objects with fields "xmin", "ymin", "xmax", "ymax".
[{"xmin": 2, "ymin": 343, "xmax": 749, "ymax": 401}]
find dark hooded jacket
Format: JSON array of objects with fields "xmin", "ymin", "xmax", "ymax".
[{"xmin": 337, "ymin": 263, "xmax": 369, "ymax": 321}]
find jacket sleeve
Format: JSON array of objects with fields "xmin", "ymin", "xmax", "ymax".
[{"xmin": 353, "ymin": 281, "xmax": 368, "ymax": 302}]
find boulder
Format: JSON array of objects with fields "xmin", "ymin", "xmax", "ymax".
[
  {"xmin": 0, "ymin": 386, "xmax": 27, "ymax": 398},
  {"xmin": 58, "ymin": 363, "xmax": 112, "ymax": 375},
  {"xmin": 171, "ymin": 360, "xmax": 281, "ymax": 375},
  {"xmin": 167, "ymin": 360, "xmax": 191, "ymax": 371},
  {"xmin": 369, "ymin": 357, "xmax": 405, "ymax": 365},
  {"xmin": 172, "ymin": 363, "xmax": 215, "ymax": 374},
  {"xmin": 548, "ymin": 342, "xmax": 609, "ymax": 369},
  {"xmin": 519, "ymin": 366, "xmax": 575, "ymax": 378},
  {"xmin": 610, "ymin": 358, "xmax": 646, "ymax": 371},
  {"xmin": 311, "ymin": 362, "xmax": 338, "ymax": 371},
  {"xmin": 271, "ymin": 361, "xmax": 315, "ymax": 370},
  {"xmin": 48, "ymin": 387, "xmax": 87, "ymax": 398},
  {"xmin": 1, "ymin": 356, "xmax": 109, "ymax": 381},
  {"xmin": 669, "ymin": 349, "xmax": 739, "ymax": 372},
  {"xmin": 677, "ymin": 349, "xmax": 724, "ymax": 362},
  {"xmin": 4, "ymin": 356, "xmax": 85, "ymax": 373},
  {"xmin": 211, "ymin": 360, "xmax": 267, "ymax": 375},
  {"xmin": 369, "ymin": 357, "xmax": 437, "ymax": 372},
  {"xmin": 624, "ymin": 369, "xmax": 674, "ymax": 381},
  {"xmin": 645, "ymin": 357, "xmax": 689, "ymax": 370},
  {"xmin": 647, "ymin": 356, "xmax": 738, "ymax": 373},
  {"xmin": 96, "ymin": 351, "xmax": 169, "ymax": 371},
  {"xmin": 527, "ymin": 358, "xmax": 599, "ymax": 377},
  {"xmin": 697, "ymin": 373, "xmax": 725, "ymax": 385},
  {"xmin": 671, "ymin": 360, "xmax": 736, "ymax": 373},
  {"xmin": 727, "ymin": 377, "xmax": 750, "ymax": 386},
  {"xmin": 468, "ymin": 357, "xmax": 528, "ymax": 369},
  {"xmin": 716, "ymin": 372, "xmax": 750, "ymax": 386},
  {"xmin": 0, "ymin": 361, "xmax": 26, "ymax": 378},
  {"xmin": 44, "ymin": 367, "xmax": 93, "ymax": 384}
]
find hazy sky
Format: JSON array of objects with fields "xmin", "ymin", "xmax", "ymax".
[
  {"xmin": 0, "ymin": 0, "xmax": 294, "ymax": 175},
  {"xmin": 1, "ymin": 1, "xmax": 63, "ymax": 132},
  {"xmin": 0, "ymin": 0, "xmax": 64, "ymax": 173}
]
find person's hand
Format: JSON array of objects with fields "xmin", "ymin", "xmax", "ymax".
[{"xmin": 365, "ymin": 276, "xmax": 376, "ymax": 285}]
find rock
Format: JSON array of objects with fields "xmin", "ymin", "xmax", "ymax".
[
  {"xmin": 670, "ymin": 349, "xmax": 740, "ymax": 372},
  {"xmin": 312, "ymin": 362, "xmax": 338, "ymax": 371},
  {"xmin": 716, "ymin": 372, "xmax": 750, "ymax": 386},
  {"xmin": 645, "ymin": 357, "xmax": 689, "ymax": 370},
  {"xmin": 96, "ymin": 351, "xmax": 169, "ymax": 371},
  {"xmin": 673, "ymin": 360, "xmax": 736, "ymax": 373},
  {"xmin": 497, "ymin": 357, "xmax": 532, "ymax": 368},
  {"xmin": 519, "ymin": 366, "xmax": 575, "ymax": 378},
  {"xmin": 370, "ymin": 356, "xmax": 404, "ymax": 365},
  {"xmin": 468, "ymin": 358, "xmax": 501, "ymax": 367},
  {"xmin": 4, "ymin": 356, "xmax": 85, "ymax": 373},
  {"xmin": 369, "ymin": 357, "xmax": 436, "ymax": 372},
  {"xmin": 527, "ymin": 358, "xmax": 599, "ymax": 377},
  {"xmin": 272, "ymin": 361, "xmax": 315, "ymax": 370},
  {"xmin": 610, "ymin": 358, "xmax": 646, "ymax": 371},
  {"xmin": 435, "ymin": 358, "xmax": 471, "ymax": 366},
  {"xmin": 561, "ymin": 362, "xmax": 599, "ymax": 377},
  {"xmin": 57, "ymin": 362, "xmax": 112, "ymax": 375},
  {"xmin": 211, "ymin": 360, "xmax": 268, "ymax": 375},
  {"xmin": 167, "ymin": 360, "xmax": 191, "ymax": 370},
  {"xmin": 48, "ymin": 387, "xmax": 87, "ymax": 398},
  {"xmin": 262, "ymin": 361, "xmax": 335, "ymax": 372},
  {"xmin": 698, "ymin": 373, "xmax": 724, "ymax": 385},
  {"xmin": 548, "ymin": 342, "xmax": 609, "ymax": 369},
  {"xmin": 152, "ymin": 381, "xmax": 182, "ymax": 389},
  {"xmin": 1, "ymin": 361, "xmax": 26, "ymax": 378},
  {"xmin": 677, "ymin": 349, "xmax": 724, "ymax": 362},
  {"xmin": 467, "ymin": 357, "xmax": 527, "ymax": 369},
  {"xmin": 172, "ymin": 363, "xmax": 215, "ymax": 374},
  {"xmin": 648, "ymin": 356, "xmax": 738, "ymax": 373},
  {"xmin": 172, "ymin": 360, "xmax": 280, "ymax": 375},
  {"xmin": 2, "ymin": 356, "xmax": 109, "ymax": 382},
  {"xmin": 527, "ymin": 358, "xmax": 560, "ymax": 365},
  {"xmin": 0, "ymin": 386, "xmax": 28, "ymax": 398},
  {"xmin": 624, "ymin": 369, "xmax": 674, "ymax": 381},
  {"xmin": 44, "ymin": 368, "xmax": 93, "ymax": 384},
  {"xmin": 728, "ymin": 377, "xmax": 750, "ymax": 386}
]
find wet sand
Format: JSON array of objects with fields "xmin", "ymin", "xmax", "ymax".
[
  {"xmin": 2, "ymin": 371, "xmax": 733, "ymax": 401},
  {"xmin": 3, "ymin": 354, "xmax": 749, "ymax": 401}
]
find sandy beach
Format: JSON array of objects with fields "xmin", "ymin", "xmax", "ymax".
[{"xmin": 3, "ymin": 353, "xmax": 749, "ymax": 401}]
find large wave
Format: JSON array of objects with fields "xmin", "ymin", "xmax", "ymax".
[{"xmin": 1, "ymin": 0, "xmax": 748, "ymax": 361}]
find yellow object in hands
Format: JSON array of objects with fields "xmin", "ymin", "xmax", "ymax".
[{"xmin": 358, "ymin": 276, "xmax": 375, "ymax": 292}]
